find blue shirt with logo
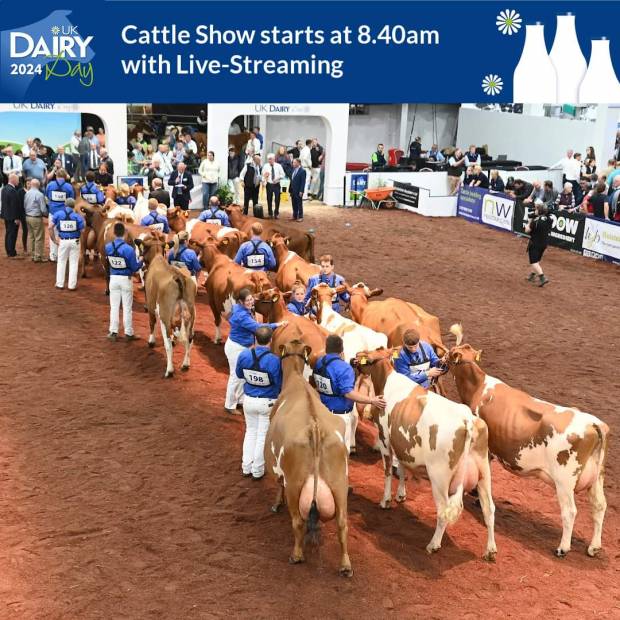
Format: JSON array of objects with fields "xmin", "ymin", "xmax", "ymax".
[
  {"xmin": 228, "ymin": 304, "xmax": 279, "ymax": 347},
  {"xmin": 394, "ymin": 341, "xmax": 440, "ymax": 388},
  {"xmin": 304, "ymin": 273, "xmax": 349, "ymax": 313},
  {"xmin": 198, "ymin": 207, "xmax": 230, "ymax": 227},
  {"xmin": 80, "ymin": 181, "xmax": 105, "ymax": 205},
  {"xmin": 140, "ymin": 211, "xmax": 170, "ymax": 233},
  {"xmin": 312, "ymin": 353, "xmax": 355, "ymax": 413},
  {"xmin": 167, "ymin": 245, "xmax": 202, "ymax": 276},
  {"xmin": 51, "ymin": 206, "xmax": 85, "ymax": 240},
  {"xmin": 287, "ymin": 300, "xmax": 311, "ymax": 317},
  {"xmin": 235, "ymin": 345, "xmax": 282, "ymax": 399},
  {"xmin": 234, "ymin": 237, "xmax": 276, "ymax": 271},
  {"xmin": 46, "ymin": 180, "xmax": 75, "ymax": 215},
  {"xmin": 105, "ymin": 238, "xmax": 143, "ymax": 276}
]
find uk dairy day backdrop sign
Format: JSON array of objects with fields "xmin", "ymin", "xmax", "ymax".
[{"xmin": 2, "ymin": 1, "xmax": 620, "ymax": 102}]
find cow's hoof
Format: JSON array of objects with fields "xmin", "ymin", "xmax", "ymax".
[
  {"xmin": 339, "ymin": 566, "xmax": 354, "ymax": 578},
  {"xmin": 213, "ymin": 339, "xmax": 222, "ymax": 345},
  {"xmin": 555, "ymin": 548, "xmax": 568, "ymax": 558},
  {"xmin": 289, "ymin": 555, "xmax": 304, "ymax": 565},
  {"xmin": 379, "ymin": 501, "xmax": 391, "ymax": 510},
  {"xmin": 270, "ymin": 504, "xmax": 281, "ymax": 514},
  {"xmin": 164, "ymin": 371, "xmax": 174, "ymax": 379},
  {"xmin": 148, "ymin": 341, "xmax": 155, "ymax": 348},
  {"xmin": 587, "ymin": 546, "xmax": 601, "ymax": 558},
  {"xmin": 483, "ymin": 550, "xmax": 497, "ymax": 563},
  {"xmin": 104, "ymin": 290, "xmax": 110, "ymax": 297},
  {"xmin": 426, "ymin": 544, "xmax": 441, "ymax": 555},
  {"xmin": 349, "ymin": 446, "xmax": 357, "ymax": 456},
  {"xmin": 396, "ymin": 494, "xmax": 407, "ymax": 503},
  {"xmin": 143, "ymin": 306, "xmax": 148, "ymax": 313},
  {"xmin": 181, "ymin": 364, "xmax": 190, "ymax": 372}
]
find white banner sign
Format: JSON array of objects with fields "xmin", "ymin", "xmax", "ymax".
[
  {"xmin": 481, "ymin": 192, "xmax": 514, "ymax": 231},
  {"xmin": 582, "ymin": 218, "xmax": 620, "ymax": 262}
]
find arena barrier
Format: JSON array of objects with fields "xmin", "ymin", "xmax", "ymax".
[{"xmin": 456, "ymin": 186, "xmax": 620, "ymax": 266}]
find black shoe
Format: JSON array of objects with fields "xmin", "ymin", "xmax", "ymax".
[
  {"xmin": 107, "ymin": 332, "xmax": 118, "ymax": 342},
  {"xmin": 125, "ymin": 334, "xmax": 140, "ymax": 341},
  {"xmin": 526, "ymin": 272, "xmax": 536, "ymax": 282},
  {"xmin": 538, "ymin": 275, "xmax": 549, "ymax": 287},
  {"xmin": 242, "ymin": 472, "xmax": 252, "ymax": 478}
]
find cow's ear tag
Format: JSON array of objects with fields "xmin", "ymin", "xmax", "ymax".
[
  {"xmin": 475, "ymin": 350, "xmax": 482, "ymax": 362},
  {"xmin": 392, "ymin": 350, "xmax": 399, "ymax": 360},
  {"xmin": 360, "ymin": 356, "xmax": 368, "ymax": 365},
  {"xmin": 272, "ymin": 295, "xmax": 279, "ymax": 303}
]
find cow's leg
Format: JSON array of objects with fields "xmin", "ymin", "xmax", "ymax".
[
  {"xmin": 475, "ymin": 454, "xmax": 497, "ymax": 561},
  {"xmin": 271, "ymin": 484, "xmax": 284, "ymax": 513},
  {"xmin": 333, "ymin": 485, "xmax": 353, "ymax": 577},
  {"xmin": 587, "ymin": 471, "xmax": 607, "ymax": 557},
  {"xmin": 554, "ymin": 478, "xmax": 578, "ymax": 557},
  {"xmin": 379, "ymin": 449, "xmax": 393, "ymax": 509},
  {"xmin": 180, "ymin": 312, "xmax": 193, "ymax": 371},
  {"xmin": 147, "ymin": 312, "xmax": 157, "ymax": 347},
  {"xmin": 349, "ymin": 409, "xmax": 359, "ymax": 455},
  {"xmin": 286, "ymin": 489, "xmax": 305, "ymax": 564},
  {"xmin": 159, "ymin": 319, "xmax": 175, "ymax": 378},
  {"xmin": 395, "ymin": 462, "xmax": 407, "ymax": 503},
  {"xmin": 426, "ymin": 467, "xmax": 453, "ymax": 554}
]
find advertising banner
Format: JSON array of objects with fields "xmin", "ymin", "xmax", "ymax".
[
  {"xmin": 456, "ymin": 186, "xmax": 483, "ymax": 223},
  {"xmin": 457, "ymin": 186, "xmax": 515, "ymax": 231},
  {"xmin": 582, "ymin": 218, "xmax": 620, "ymax": 265},
  {"xmin": 547, "ymin": 211, "xmax": 585, "ymax": 253},
  {"xmin": 393, "ymin": 181, "xmax": 420, "ymax": 209}
]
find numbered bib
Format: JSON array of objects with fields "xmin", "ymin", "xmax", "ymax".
[
  {"xmin": 51, "ymin": 190, "xmax": 67, "ymax": 202},
  {"xmin": 83, "ymin": 193, "xmax": 97, "ymax": 204},
  {"xmin": 313, "ymin": 374, "xmax": 334, "ymax": 395},
  {"xmin": 59, "ymin": 220, "xmax": 77, "ymax": 232},
  {"xmin": 171, "ymin": 260, "xmax": 186, "ymax": 270},
  {"xmin": 246, "ymin": 253, "xmax": 265, "ymax": 268},
  {"xmin": 108, "ymin": 255, "xmax": 127, "ymax": 269},
  {"xmin": 410, "ymin": 362, "xmax": 431, "ymax": 373},
  {"xmin": 149, "ymin": 223, "xmax": 165, "ymax": 232},
  {"xmin": 206, "ymin": 218, "xmax": 221, "ymax": 225},
  {"xmin": 243, "ymin": 369, "xmax": 271, "ymax": 386}
]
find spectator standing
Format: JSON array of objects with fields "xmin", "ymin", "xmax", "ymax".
[
  {"xmin": 21, "ymin": 138, "xmax": 34, "ymax": 158},
  {"xmin": 246, "ymin": 131, "xmax": 261, "ymax": 157},
  {"xmin": 288, "ymin": 140, "xmax": 302, "ymax": 160},
  {"xmin": 253, "ymin": 127, "xmax": 264, "ymax": 152},
  {"xmin": 77, "ymin": 131, "xmax": 90, "ymax": 181},
  {"xmin": 99, "ymin": 149, "xmax": 114, "ymax": 176},
  {"xmin": 276, "ymin": 145, "xmax": 292, "ymax": 178},
  {"xmin": 147, "ymin": 159, "xmax": 165, "ymax": 187},
  {"xmin": 309, "ymin": 138, "xmax": 324, "ymax": 198},
  {"xmin": 409, "ymin": 136, "xmax": 422, "ymax": 160},
  {"xmin": 1, "ymin": 174, "xmax": 22, "ymax": 258},
  {"xmin": 550, "ymin": 149, "xmax": 580, "ymax": 192},
  {"xmin": 607, "ymin": 177, "xmax": 620, "ymax": 220},
  {"xmin": 300, "ymin": 139, "xmax": 312, "ymax": 199},
  {"xmin": 149, "ymin": 178, "xmax": 171, "ymax": 207},
  {"xmin": 240, "ymin": 155, "xmax": 261, "ymax": 215},
  {"xmin": 289, "ymin": 158, "xmax": 306, "ymax": 222},
  {"xmin": 168, "ymin": 161, "xmax": 193, "ymax": 209},
  {"xmin": 23, "ymin": 178, "xmax": 48, "ymax": 262},
  {"xmin": 227, "ymin": 146, "xmax": 242, "ymax": 203},
  {"xmin": 196, "ymin": 109, "xmax": 208, "ymax": 131},
  {"xmin": 16, "ymin": 180, "xmax": 28, "ymax": 254},
  {"xmin": 22, "ymin": 151, "xmax": 47, "ymax": 184},
  {"xmin": 87, "ymin": 143, "xmax": 100, "ymax": 172},
  {"xmin": 55, "ymin": 146, "xmax": 75, "ymax": 180},
  {"xmin": 589, "ymin": 182, "xmax": 609, "ymax": 219},
  {"xmin": 152, "ymin": 144, "xmax": 173, "ymax": 176},
  {"xmin": 49, "ymin": 198, "xmax": 84, "ymax": 290},
  {"xmin": 447, "ymin": 148, "xmax": 466, "ymax": 194},
  {"xmin": 96, "ymin": 128, "xmax": 106, "ymax": 148},
  {"xmin": 262, "ymin": 153, "xmax": 285, "ymax": 219},
  {"xmin": 198, "ymin": 151, "xmax": 220, "ymax": 207},
  {"xmin": 2, "ymin": 147, "xmax": 22, "ymax": 180}
]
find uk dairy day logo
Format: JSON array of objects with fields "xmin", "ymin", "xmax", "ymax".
[{"xmin": 1, "ymin": 10, "xmax": 95, "ymax": 97}]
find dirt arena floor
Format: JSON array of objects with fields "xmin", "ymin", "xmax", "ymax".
[{"xmin": 0, "ymin": 202, "xmax": 618, "ymax": 619}]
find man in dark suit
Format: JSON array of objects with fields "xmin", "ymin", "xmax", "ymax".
[
  {"xmin": 289, "ymin": 158, "xmax": 306, "ymax": 222},
  {"xmin": 167, "ymin": 162, "xmax": 194, "ymax": 209},
  {"xmin": 55, "ymin": 146, "xmax": 75, "ymax": 179},
  {"xmin": 1, "ymin": 174, "xmax": 23, "ymax": 258},
  {"xmin": 99, "ymin": 149, "xmax": 114, "ymax": 176},
  {"xmin": 150, "ymin": 178, "xmax": 171, "ymax": 207}
]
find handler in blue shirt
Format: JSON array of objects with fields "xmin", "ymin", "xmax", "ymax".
[
  {"xmin": 140, "ymin": 205, "xmax": 170, "ymax": 233},
  {"xmin": 49, "ymin": 198, "xmax": 84, "ymax": 291},
  {"xmin": 312, "ymin": 335, "xmax": 386, "ymax": 454},
  {"xmin": 235, "ymin": 326, "xmax": 282, "ymax": 479},
  {"xmin": 168, "ymin": 231, "xmax": 202, "ymax": 281},
  {"xmin": 46, "ymin": 170, "xmax": 75, "ymax": 262},
  {"xmin": 304, "ymin": 253, "xmax": 349, "ymax": 313},
  {"xmin": 198, "ymin": 196, "xmax": 231, "ymax": 226},
  {"xmin": 234, "ymin": 222, "xmax": 276, "ymax": 271},
  {"xmin": 394, "ymin": 329, "xmax": 443, "ymax": 389},
  {"xmin": 104, "ymin": 221, "xmax": 143, "ymax": 342},
  {"xmin": 224, "ymin": 288, "xmax": 287, "ymax": 415},
  {"xmin": 80, "ymin": 172, "xmax": 105, "ymax": 205},
  {"xmin": 287, "ymin": 283, "xmax": 312, "ymax": 317}
]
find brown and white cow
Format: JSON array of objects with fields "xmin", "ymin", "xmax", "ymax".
[
  {"xmin": 444, "ymin": 325, "xmax": 609, "ymax": 558},
  {"xmin": 348, "ymin": 283, "xmax": 447, "ymax": 355},
  {"xmin": 193, "ymin": 236, "xmax": 271, "ymax": 343},
  {"xmin": 270, "ymin": 233, "xmax": 320, "ymax": 292},
  {"xmin": 225, "ymin": 204, "xmax": 315, "ymax": 262},
  {"xmin": 253, "ymin": 287, "xmax": 328, "ymax": 368},
  {"xmin": 136, "ymin": 236, "xmax": 197, "ymax": 378},
  {"xmin": 265, "ymin": 339, "xmax": 352, "ymax": 576},
  {"xmin": 166, "ymin": 206, "xmax": 190, "ymax": 234},
  {"xmin": 186, "ymin": 218, "xmax": 246, "ymax": 259},
  {"xmin": 353, "ymin": 347, "xmax": 497, "ymax": 560}
]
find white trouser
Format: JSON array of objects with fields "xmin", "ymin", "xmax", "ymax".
[
  {"xmin": 310, "ymin": 167, "xmax": 321, "ymax": 195},
  {"xmin": 109, "ymin": 274, "xmax": 134, "ymax": 336},
  {"xmin": 49, "ymin": 237, "xmax": 58, "ymax": 261},
  {"xmin": 303, "ymin": 167, "xmax": 312, "ymax": 198},
  {"xmin": 224, "ymin": 338, "xmax": 247, "ymax": 409},
  {"xmin": 334, "ymin": 411, "xmax": 353, "ymax": 455},
  {"xmin": 227, "ymin": 177, "xmax": 241, "ymax": 204},
  {"xmin": 242, "ymin": 395, "xmax": 275, "ymax": 477},
  {"xmin": 56, "ymin": 238, "xmax": 80, "ymax": 289}
]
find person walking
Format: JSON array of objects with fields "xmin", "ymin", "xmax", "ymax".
[
  {"xmin": 235, "ymin": 326, "xmax": 282, "ymax": 480},
  {"xmin": 261, "ymin": 153, "xmax": 285, "ymax": 219},
  {"xmin": 23, "ymin": 178, "xmax": 48, "ymax": 262},
  {"xmin": 49, "ymin": 198, "xmax": 84, "ymax": 290},
  {"xmin": 525, "ymin": 200, "xmax": 552, "ymax": 287},
  {"xmin": 234, "ymin": 222, "xmax": 276, "ymax": 271},
  {"xmin": 289, "ymin": 158, "xmax": 306, "ymax": 222},
  {"xmin": 105, "ymin": 221, "xmax": 143, "ymax": 341},
  {"xmin": 1, "ymin": 174, "xmax": 22, "ymax": 258},
  {"xmin": 224, "ymin": 288, "xmax": 286, "ymax": 415}
]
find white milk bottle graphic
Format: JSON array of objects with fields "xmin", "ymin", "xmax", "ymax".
[
  {"xmin": 549, "ymin": 13, "xmax": 587, "ymax": 102},
  {"xmin": 579, "ymin": 38, "xmax": 620, "ymax": 103},
  {"xmin": 513, "ymin": 23, "xmax": 557, "ymax": 102}
]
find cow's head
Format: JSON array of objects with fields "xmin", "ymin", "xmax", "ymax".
[
  {"xmin": 79, "ymin": 202, "xmax": 106, "ymax": 226},
  {"xmin": 279, "ymin": 339, "xmax": 311, "ymax": 370},
  {"xmin": 135, "ymin": 234, "xmax": 169, "ymax": 266},
  {"xmin": 310, "ymin": 282, "xmax": 347, "ymax": 322},
  {"xmin": 347, "ymin": 282, "xmax": 383, "ymax": 301},
  {"xmin": 104, "ymin": 186, "xmax": 118, "ymax": 200},
  {"xmin": 351, "ymin": 347, "xmax": 398, "ymax": 375},
  {"xmin": 189, "ymin": 235, "xmax": 229, "ymax": 267},
  {"xmin": 269, "ymin": 232, "xmax": 290, "ymax": 248},
  {"xmin": 443, "ymin": 344, "xmax": 483, "ymax": 368},
  {"xmin": 248, "ymin": 270, "xmax": 271, "ymax": 294},
  {"xmin": 253, "ymin": 287, "xmax": 284, "ymax": 318},
  {"xmin": 224, "ymin": 203, "xmax": 243, "ymax": 217},
  {"xmin": 167, "ymin": 207, "xmax": 189, "ymax": 233}
]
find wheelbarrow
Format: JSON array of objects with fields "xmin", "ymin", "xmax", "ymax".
[{"xmin": 351, "ymin": 186, "xmax": 396, "ymax": 210}]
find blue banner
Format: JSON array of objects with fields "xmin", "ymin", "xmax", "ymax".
[
  {"xmin": 457, "ymin": 186, "xmax": 516, "ymax": 232},
  {"xmin": 1, "ymin": 2, "xmax": 620, "ymax": 102}
]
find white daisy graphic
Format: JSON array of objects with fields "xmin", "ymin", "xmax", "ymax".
[
  {"xmin": 496, "ymin": 9, "xmax": 522, "ymax": 35},
  {"xmin": 51, "ymin": 26, "xmax": 61, "ymax": 35},
  {"xmin": 482, "ymin": 74, "xmax": 503, "ymax": 96}
]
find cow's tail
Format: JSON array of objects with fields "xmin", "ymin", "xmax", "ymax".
[
  {"xmin": 174, "ymin": 274, "xmax": 189, "ymax": 346},
  {"xmin": 449, "ymin": 323, "xmax": 464, "ymax": 346},
  {"xmin": 304, "ymin": 419, "xmax": 322, "ymax": 547},
  {"xmin": 306, "ymin": 232, "xmax": 316, "ymax": 264},
  {"xmin": 440, "ymin": 417, "xmax": 473, "ymax": 525},
  {"xmin": 592, "ymin": 423, "xmax": 609, "ymax": 479}
]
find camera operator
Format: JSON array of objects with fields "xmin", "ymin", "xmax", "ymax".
[{"xmin": 525, "ymin": 200, "xmax": 551, "ymax": 287}]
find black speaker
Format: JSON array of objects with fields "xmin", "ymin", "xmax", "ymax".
[{"xmin": 253, "ymin": 204, "xmax": 264, "ymax": 219}]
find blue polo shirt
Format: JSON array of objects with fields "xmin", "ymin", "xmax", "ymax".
[
  {"xmin": 51, "ymin": 207, "xmax": 85, "ymax": 240},
  {"xmin": 304, "ymin": 273, "xmax": 350, "ymax": 313},
  {"xmin": 140, "ymin": 211, "xmax": 170, "ymax": 233},
  {"xmin": 287, "ymin": 300, "xmax": 311, "ymax": 317},
  {"xmin": 46, "ymin": 180, "xmax": 75, "ymax": 215},
  {"xmin": 168, "ymin": 245, "xmax": 202, "ymax": 276},
  {"xmin": 105, "ymin": 238, "xmax": 143, "ymax": 276},
  {"xmin": 313, "ymin": 353, "xmax": 355, "ymax": 414},
  {"xmin": 235, "ymin": 346, "xmax": 282, "ymax": 399},
  {"xmin": 234, "ymin": 237, "xmax": 276, "ymax": 271},
  {"xmin": 80, "ymin": 181, "xmax": 105, "ymax": 205},
  {"xmin": 393, "ymin": 341, "xmax": 440, "ymax": 389},
  {"xmin": 198, "ymin": 207, "xmax": 230, "ymax": 227},
  {"xmin": 228, "ymin": 304, "xmax": 279, "ymax": 347}
]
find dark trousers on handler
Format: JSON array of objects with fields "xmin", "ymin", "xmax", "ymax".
[
  {"xmin": 266, "ymin": 183, "xmax": 281, "ymax": 218},
  {"xmin": 291, "ymin": 192, "xmax": 303, "ymax": 220},
  {"xmin": 243, "ymin": 185, "xmax": 259, "ymax": 215},
  {"xmin": 4, "ymin": 220, "xmax": 18, "ymax": 257}
]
